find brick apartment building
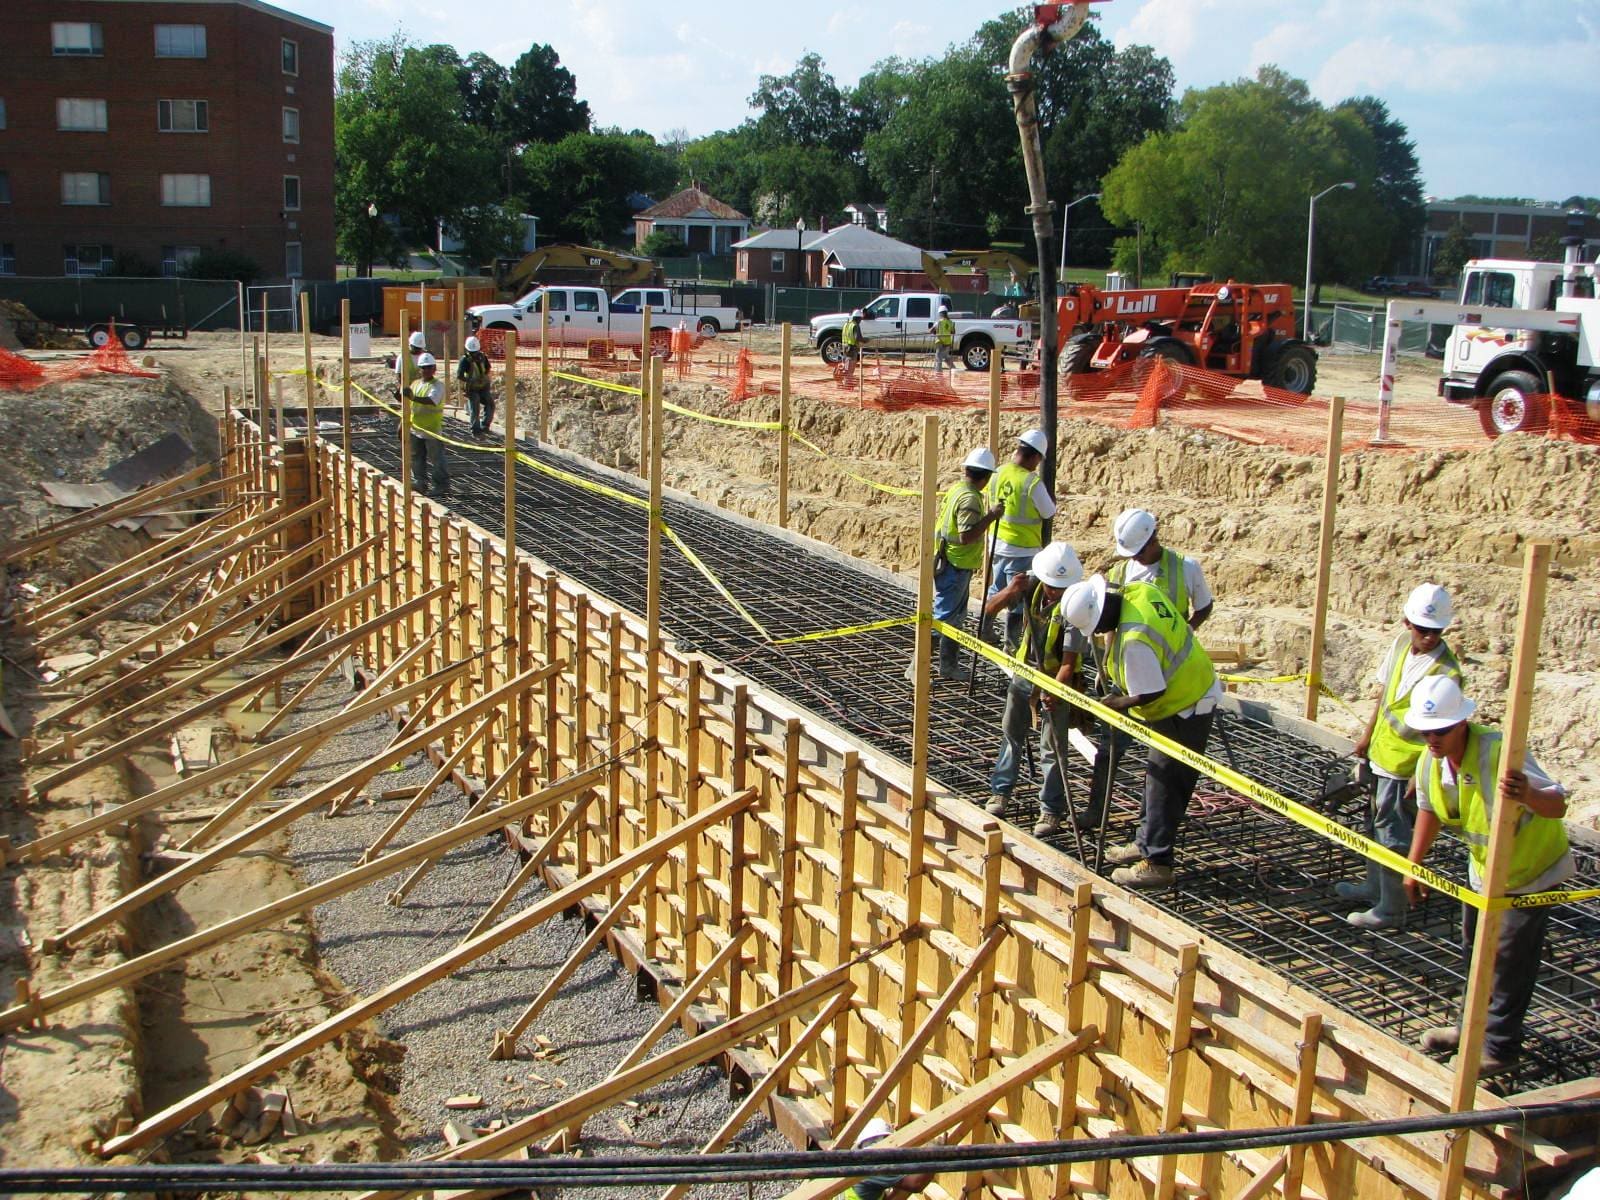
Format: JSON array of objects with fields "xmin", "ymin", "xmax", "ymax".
[{"xmin": 1, "ymin": 0, "xmax": 334, "ymax": 282}]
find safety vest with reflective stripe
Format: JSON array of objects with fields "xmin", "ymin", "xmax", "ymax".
[
  {"xmin": 1416, "ymin": 723, "xmax": 1568, "ymax": 893},
  {"xmin": 842, "ymin": 318, "xmax": 861, "ymax": 347},
  {"xmin": 1016, "ymin": 582, "xmax": 1070, "ymax": 675},
  {"xmin": 409, "ymin": 377, "xmax": 444, "ymax": 434},
  {"xmin": 1110, "ymin": 547, "xmax": 1189, "ymax": 617},
  {"xmin": 1368, "ymin": 634, "xmax": 1463, "ymax": 777},
  {"xmin": 936, "ymin": 316, "xmax": 955, "ymax": 346},
  {"xmin": 1107, "ymin": 582, "xmax": 1215, "ymax": 723},
  {"xmin": 937, "ymin": 481, "xmax": 985, "ymax": 571},
  {"xmin": 460, "ymin": 352, "xmax": 490, "ymax": 387},
  {"xmin": 987, "ymin": 462, "xmax": 1044, "ymax": 549}
]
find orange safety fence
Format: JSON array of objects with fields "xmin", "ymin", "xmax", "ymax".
[{"xmin": 0, "ymin": 339, "xmax": 161, "ymax": 392}]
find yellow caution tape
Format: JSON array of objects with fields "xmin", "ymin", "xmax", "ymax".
[
  {"xmin": 661, "ymin": 398, "xmax": 781, "ymax": 431},
  {"xmin": 1218, "ymin": 670, "xmax": 1363, "ymax": 719},
  {"xmin": 771, "ymin": 616, "xmax": 917, "ymax": 646},
  {"xmin": 553, "ymin": 369, "xmax": 642, "ymax": 398},
  {"xmin": 658, "ymin": 520, "xmax": 774, "ymax": 643},
  {"xmin": 788, "ymin": 432, "xmax": 921, "ymax": 498}
]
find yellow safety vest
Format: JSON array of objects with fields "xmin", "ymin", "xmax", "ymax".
[
  {"xmin": 1015, "ymin": 583, "xmax": 1071, "ymax": 675},
  {"xmin": 1107, "ymin": 582, "xmax": 1215, "ymax": 722},
  {"xmin": 1416, "ymin": 723, "xmax": 1567, "ymax": 892},
  {"xmin": 937, "ymin": 481, "xmax": 984, "ymax": 571},
  {"xmin": 842, "ymin": 319, "xmax": 860, "ymax": 347},
  {"xmin": 1110, "ymin": 547, "xmax": 1189, "ymax": 617},
  {"xmin": 1367, "ymin": 634, "xmax": 1463, "ymax": 777},
  {"xmin": 409, "ymin": 377, "xmax": 444, "ymax": 434},
  {"xmin": 936, "ymin": 317, "xmax": 955, "ymax": 346},
  {"xmin": 987, "ymin": 462, "xmax": 1044, "ymax": 549}
]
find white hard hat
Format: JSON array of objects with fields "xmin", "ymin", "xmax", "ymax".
[
  {"xmin": 851, "ymin": 309, "xmax": 863, "ymax": 318},
  {"xmin": 465, "ymin": 336, "xmax": 481, "ymax": 352},
  {"xmin": 858, "ymin": 1117, "xmax": 894, "ymax": 1146},
  {"xmin": 1060, "ymin": 573, "xmax": 1109, "ymax": 635},
  {"xmin": 1018, "ymin": 429, "xmax": 1048, "ymax": 456},
  {"xmin": 1403, "ymin": 582, "xmax": 1453, "ymax": 630},
  {"xmin": 408, "ymin": 331, "xmax": 426, "ymax": 349},
  {"xmin": 1031, "ymin": 542, "xmax": 1083, "ymax": 590},
  {"xmin": 939, "ymin": 305, "xmax": 949, "ymax": 313},
  {"xmin": 415, "ymin": 352, "xmax": 437, "ymax": 369},
  {"xmin": 1406, "ymin": 675, "xmax": 1476, "ymax": 731},
  {"xmin": 962, "ymin": 447, "xmax": 997, "ymax": 473},
  {"xmin": 1113, "ymin": 508, "xmax": 1157, "ymax": 558}
]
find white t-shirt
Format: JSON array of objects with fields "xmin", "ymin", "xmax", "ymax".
[
  {"xmin": 1368, "ymin": 636, "xmax": 1456, "ymax": 780},
  {"xmin": 995, "ymin": 480, "xmax": 1058, "ymax": 559},
  {"xmin": 1119, "ymin": 553, "xmax": 1213, "ymax": 613},
  {"xmin": 1416, "ymin": 750, "xmax": 1572, "ymax": 893},
  {"xmin": 1120, "ymin": 641, "xmax": 1222, "ymax": 718}
]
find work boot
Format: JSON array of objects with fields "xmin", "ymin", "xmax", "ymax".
[
  {"xmin": 938, "ymin": 639, "xmax": 970, "ymax": 681},
  {"xmin": 1104, "ymin": 841, "xmax": 1143, "ymax": 867},
  {"xmin": 1478, "ymin": 1048, "xmax": 1519, "ymax": 1074},
  {"xmin": 1420, "ymin": 1026, "xmax": 1460, "ymax": 1054},
  {"xmin": 1032, "ymin": 813, "xmax": 1062, "ymax": 838},
  {"xmin": 1072, "ymin": 809, "xmax": 1104, "ymax": 832},
  {"xmin": 985, "ymin": 795, "xmax": 1009, "ymax": 818},
  {"xmin": 1112, "ymin": 859, "xmax": 1175, "ymax": 889},
  {"xmin": 1346, "ymin": 907, "xmax": 1401, "ymax": 930},
  {"xmin": 1348, "ymin": 869, "xmax": 1406, "ymax": 930},
  {"xmin": 1335, "ymin": 878, "xmax": 1376, "ymax": 903}
]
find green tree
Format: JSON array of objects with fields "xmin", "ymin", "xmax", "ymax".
[
  {"xmin": 679, "ymin": 129, "xmax": 767, "ymax": 216},
  {"xmin": 446, "ymin": 202, "xmax": 525, "ymax": 265},
  {"xmin": 640, "ymin": 229, "xmax": 690, "ymax": 257},
  {"xmin": 498, "ymin": 44, "xmax": 590, "ymax": 145},
  {"xmin": 749, "ymin": 53, "xmax": 854, "ymax": 156},
  {"xmin": 1336, "ymin": 97, "xmax": 1424, "ymax": 274},
  {"xmin": 458, "ymin": 51, "xmax": 510, "ymax": 133},
  {"xmin": 750, "ymin": 144, "xmax": 856, "ymax": 227},
  {"xmin": 1432, "ymin": 221, "xmax": 1475, "ymax": 284},
  {"xmin": 520, "ymin": 131, "xmax": 678, "ymax": 246}
]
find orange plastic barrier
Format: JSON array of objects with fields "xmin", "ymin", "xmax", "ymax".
[{"xmin": 0, "ymin": 340, "xmax": 160, "ymax": 393}]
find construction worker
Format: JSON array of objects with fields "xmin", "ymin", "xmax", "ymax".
[
  {"xmin": 841, "ymin": 309, "xmax": 863, "ymax": 378},
  {"xmin": 457, "ymin": 335, "xmax": 494, "ymax": 437},
  {"xmin": 393, "ymin": 329, "xmax": 426, "ymax": 395},
  {"xmin": 1339, "ymin": 583, "xmax": 1462, "ymax": 930},
  {"xmin": 842, "ymin": 1117, "xmax": 935, "ymax": 1199},
  {"xmin": 1403, "ymin": 675, "xmax": 1571, "ymax": 1072},
  {"xmin": 1107, "ymin": 508, "xmax": 1214, "ymax": 629},
  {"xmin": 984, "ymin": 541, "xmax": 1086, "ymax": 839},
  {"xmin": 908, "ymin": 447, "xmax": 1003, "ymax": 682},
  {"xmin": 408, "ymin": 353, "xmax": 449, "ymax": 498},
  {"xmin": 933, "ymin": 305, "xmax": 955, "ymax": 372},
  {"xmin": 1060, "ymin": 573, "xmax": 1221, "ymax": 888},
  {"xmin": 985, "ymin": 429, "xmax": 1056, "ymax": 651}
]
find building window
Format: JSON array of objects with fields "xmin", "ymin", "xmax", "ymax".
[
  {"xmin": 161, "ymin": 245, "xmax": 201, "ymax": 277},
  {"xmin": 283, "ymin": 176, "xmax": 301, "ymax": 212},
  {"xmin": 0, "ymin": 100, "xmax": 7, "ymax": 130},
  {"xmin": 57, "ymin": 98, "xmax": 109, "ymax": 132},
  {"xmin": 285, "ymin": 242, "xmax": 303, "ymax": 278},
  {"xmin": 161, "ymin": 173, "xmax": 211, "ymax": 207},
  {"xmin": 52, "ymin": 22, "xmax": 104, "ymax": 56},
  {"xmin": 155, "ymin": 25, "xmax": 207, "ymax": 58},
  {"xmin": 282, "ymin": 39, "xmax": 299, "ymax": 75},
  {"xmin": 158, "ymin": 99, "xmax": 209, "ymax": 133},
  {"xmin": 65, "ymin": 244, "xmax": 113, "ymax": 276},
  {"xmin": 282, "ymin": 108, "xmax": 300, "ymax": 143},
  {"xmin": 0, "ymin": 172, "xmax": 10, "ymax": 204},
  {"xmin": 0, "ymin": 244, "xmax": 14, "ymax": 276},
  {"xmin": 770, "ymin": 251, "xmax": 786, "ymax": 274},
  {"xmin": 61, "ymin": 172, "xmax": 111, "ymax": 205}
]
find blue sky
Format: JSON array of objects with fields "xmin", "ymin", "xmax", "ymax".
[{"xmin": 304, "ymin": 0, "xmax": 1600, "ymax": 201}]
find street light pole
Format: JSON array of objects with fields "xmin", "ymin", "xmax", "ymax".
[
  {"xmin": 1057, "ymin": 192, "xmax": 1102, "ymax": 276},
  {"xmin": 1304, "ymin": 181, "xmax": 1356, "ymax": 341}
]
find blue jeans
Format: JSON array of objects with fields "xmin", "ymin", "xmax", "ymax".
[
  {"xmin": 1354, "ymin": 772, "xmax": 1417, "ymax": 914},
  {"xmin": 987, "ymin": 553, "xmax": 1031, "ymax": 649},
  {"xmin": 410, "ymin": 432, "xmax": 449, "ymax": 495},
  {"xmin": 990, "ymin": 679, "xmax": 1070, "ymax": 815},
  {"xmin": 932, "ymin": 559, "xmax": 972, "ymax": 653}
]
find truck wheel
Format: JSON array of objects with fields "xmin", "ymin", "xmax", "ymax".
[
  {"xmin": 818, "ymin": 334, "xmax": 845, "ymax": 365},
  {"xmin": 649, "ymin": 328, "xmax": 673, "ymax": 360},
  {"xmin": 1477, "ymin": 370, "xmax": 1549, "ymax": 438},
  {"xmin": 696, "ymin": 317, "xmax": 720, "ymax": 338},
  {"xmin": 118, "ymin": 325, "xmax": 148, "ymax": 350},
  {"xmin": 1264, "ymin": 344, "xmax": 1317, "ymax": 394},
  {"xmin": 88, "ymin": 323, "xmax": 114, "ymax": 348},
  {"xmin": 961, "ymin": 337, "xmax": 994, "ymax": 372},
  {"xmin": 1059, "ymin": 333, "xmax": 1096, "ymax": 377},
  {"xmin": 1137, "ymin": 337, "xmax": 1194, "ymax": 367},
  {"xmin": 487, "ymin": 322, "xmax": 516, "ymax": 331}
]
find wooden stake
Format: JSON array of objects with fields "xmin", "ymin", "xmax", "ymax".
[
  {"xmin": 643, "ymin": 354, "xmax": 664, "ymax": 959},
  {"xmin": 399, "ymin": 308, "xmax": 413, "ymax": 509},
  {"xmin": 1050, "ymin": 881, "xmax": 1094, "ymax": 1200},
  {"xmin": 504, "ymin": 332, "xmax": 518, "ymax": 549},
  {"xmin": 341, "ymin": 298, "xmax": 352, "ymax": 502},
  {"xmin": 540, "ymin": 302, "xmax": 551, "ymax": 443},
  {"xmin": 1155, "ymin": 943, "xmax": 1200, "ymax": 1200},
  {"xmin": 894, "ymin": 413, "xmax": 939, "ymax": 1120},
  {"xmin": 300, "ymin": 290, "xmax": 315, "ymax": 444},
  {"xmin": 639, "ymin": 304, "xmax": 653, "ymax": 481},
  {"xmin": 681, "ymin": 658, "xmax": 703, "ymax": 979},
  {"xmin": 776, "ymin": 717, "xmax": 802, "ymax": 1058},
  {"xmin": 1283, "ymin": 1010, "xmax": 1323, "ymax": 1200},
  {"xmin": 101, "ymin": 786, "xmax": 759, "ymax": 1157},
  {"xmin": 830, "ymin": 750, "xmax": 861, "ymax": 1129},
  {"xmin": 1435, "ymin": 541, "xmax": 1552, "ymax": 1200},
  {"xmin": 988, "ymin": 348, "xmax": 1002, "ymax": 458},
  {"xmin": 1304, "ymin": 395, "xmax": 1344, "ymax": 721},
  {"xmin": 778, "ymin": 323, "xmax": 792, "ymax": 528}
]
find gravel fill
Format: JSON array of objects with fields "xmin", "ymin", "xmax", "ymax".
[{"xmin": 278, "ymin": 668, "xmax": 801, "ymax": 1197}]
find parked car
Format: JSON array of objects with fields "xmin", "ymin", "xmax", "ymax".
[
  {"xmin": 467, "ymin": 285, "xmax": 689, "ymax": 357},
  {"xmin": 808, "ymin": 292, "xmax": 1032, "ymax": 371}
]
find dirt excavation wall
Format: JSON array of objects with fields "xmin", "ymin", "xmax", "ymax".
[{"xmin": 533, "ymin": 374, "xmax": 1600, "ymax": 808}]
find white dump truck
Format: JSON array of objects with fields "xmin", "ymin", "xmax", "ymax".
[{"xmin": 808, "ymin": 292, "xmax": 1032, "ymax": 371}]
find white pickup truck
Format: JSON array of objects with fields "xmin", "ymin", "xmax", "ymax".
[
  {"xmin": 609, "ymin": 287, "xmax": 744, "ymax": 338},
  {"xmin": 808, "ymin": 292, "xmax": 1032, "ymax": 371},
  {"xmin": 467, "ymin": 285, "xmax": 690, "ymax": 357}
]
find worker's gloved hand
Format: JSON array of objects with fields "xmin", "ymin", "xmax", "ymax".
[{"xmin": 1404, "ymin": 871, "xmax": 1428, "ymax": 906}]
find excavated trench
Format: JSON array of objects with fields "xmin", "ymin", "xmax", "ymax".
[{"xmin": 344, "ymin": 409, "xmax": 1600, "ymax": 1093}]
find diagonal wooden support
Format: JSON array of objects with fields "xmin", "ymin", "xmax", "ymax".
[
  {"xmin": 17, "ymin": 659, "xmax": 473, "ymax": 866},
  {"xmin": 177, "ymin": 541, "xmax": 251, "ymax": 637},
  {"xmin": 99, "ymin": 785, "xmax": 759, "ymax": 1157},
  {"xmin": 148, "ymin": 548, "xmax": 232, "ymax": 624},
  {"xmin": 834, "ymin": 922, "xmax": 1010, "ymax": 1149},
  {"xmin": 2, "ymin": 463, "xmax": 221, "ymax": 566},
  {"xmin": 491, "ymin": 862, "xmax": 660, "ymax": 1060},
  {"xmin": 386, "ymin": 740, "xmax": 538, "ymax": 905},
  {"xmin": 33, "ymin": 575, "xmax": 419, "ymax": 792},
  {"xmin": 0, "ymin": 765, "xmax": 605, "ymax": 1034},
  {"xmin": 657, "ymin": 989, "xmax": 857, "ymax": 1200},
  {"xmin": 461, "ymin": 788, "xmax": 595, "ymax": 937},
  {"xmin": 781, "ymin": 1025, "xmax": 1102, "ymax": 1200},
  {"xmin": 1283, "ymin": 1011, "xmax": 1323, "ymax": 1200},
  {"xmin": 360, "ymin": 710, "xmax": 500, "ymax": 863},
  {"xmin": 44, "ymin": 656, "xmax": 543, "ymax": 953},
  {"xmin": 610, "ymin": 923, "xmax": 756, "ymax": 1079},
  {"xmin": 241, "ymin": 616, "xmax": 334, "ymax": 715}
]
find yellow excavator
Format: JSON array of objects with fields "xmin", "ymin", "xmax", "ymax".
[
  {"xmin": 920, "ymin": 250, "xmax": 1041, "ymax": 321},
  {"xmin": 493, "ymin": 244, "xmax": 663, "ymax": 298}
]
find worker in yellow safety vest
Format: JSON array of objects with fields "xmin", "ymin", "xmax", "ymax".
[
  {"xmin": 984, "ymin": 429, "xmax": 1056, "ymax": 651},
  {"xmin": 1107, "ymin": 508, "xmax": 1213, "ymax": 628},
  {"xmin": 906, "ymin": 447, "xmax": 1003, "ymax": 682},
  {"xmin": 841, "ymin": 309, "xmax": 863, "ymax": 378},
  {"xmin": 1338, "ymin": 583, "xmax": 1462, "ymax": 930},
  {"xmin": 408, "ymin": 353, "xmax": 450, "ymax": 498},
  {"xmin": 840, "ymin": 1118, "xmax": 934, "ymax": 1200},
  {"xmin": 933, "ymin": 305, "xmax": 955, "ymax": 373},
  {"xmin": 1403, "ymin": 675, "xmax": 1571, "ymax": 1073},
  {"xmin": 1060, "ymin": 574, "xmax": 1221, "ymax": 889},
  {"xmin": 457, "ymin": 334, "xmax": 494, "ymax": 437}
]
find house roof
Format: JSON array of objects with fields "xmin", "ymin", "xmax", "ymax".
[
  {"xmin": 637, "ymin": 187, "xmax": 747, "ymax": 222},
  {"xmin": 732, "ymin": 229, "xmax": 830, "ymax": 251},
  {"xmin": 845, "ymin": 201, "xmax": 888, "ymax": 215},
  {"xmin": 814, "ymin": 224, "xmax": 924, "ymax": 271}
]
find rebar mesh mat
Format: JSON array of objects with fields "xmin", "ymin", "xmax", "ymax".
[{"xmin": 347, "ymin": 413, "xmax": 1600, "ymax": 1091}]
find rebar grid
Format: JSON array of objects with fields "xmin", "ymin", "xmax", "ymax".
[{"xmin": 347, "ymin": 415, "xmax": 1600, "ymax": 1089}]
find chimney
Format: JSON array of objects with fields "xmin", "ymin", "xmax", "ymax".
[{"xmin": 820, "ymin": 215, "xmax": 829, "ymax": 233}]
